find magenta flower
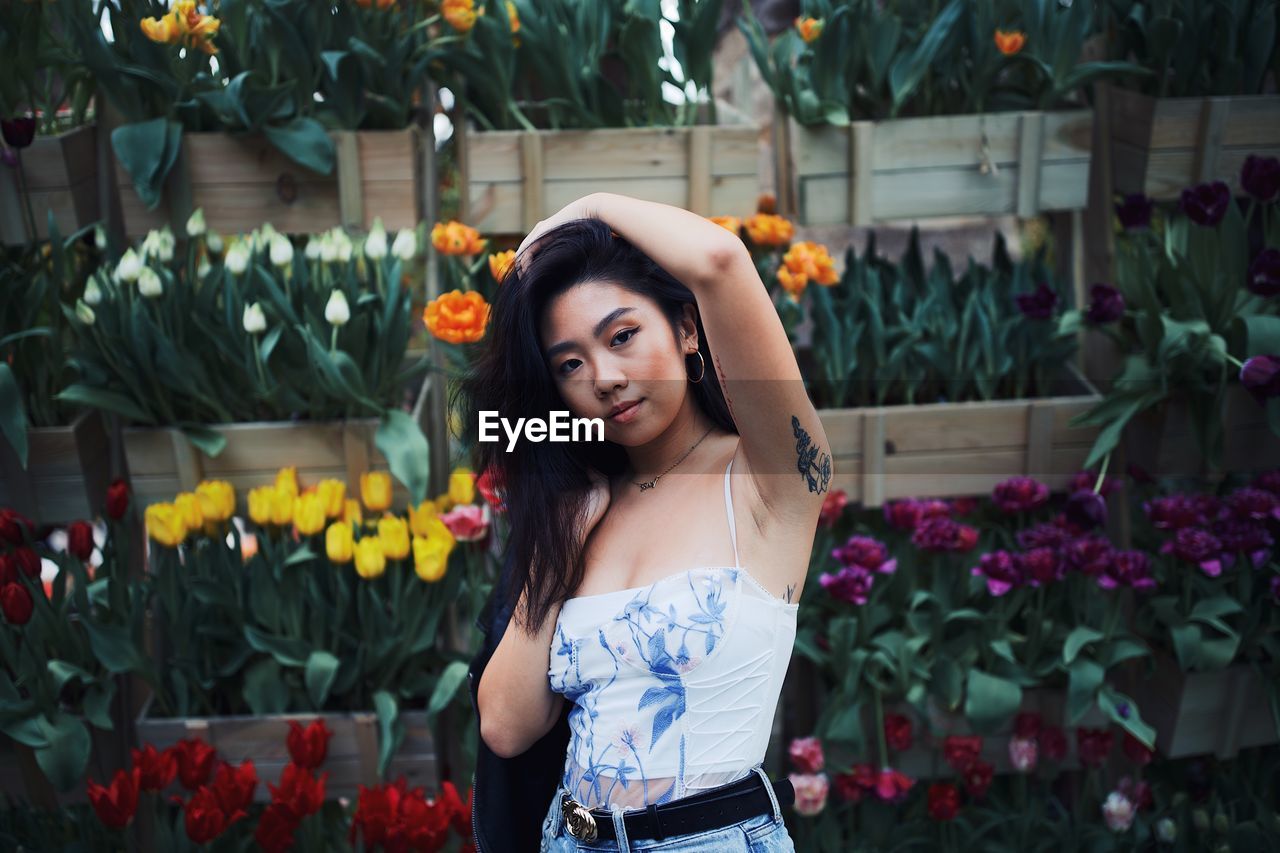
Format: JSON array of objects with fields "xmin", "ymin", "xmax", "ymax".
[
  {"xmin": 1085, "ymin": 284, "xmax": 1125, "ymax": 323},
  {"xmin": 1160, "ymin": 527, "xmax": 1225, "ymax": 577},
  {"xmin": 1179, "ymin": 181, "xmax": 1232, "ymax": 226},
  {"xmin": 1225, "ymin": 487, "xmax": 1279, "ymax": 522},
  {"xmin": 788, "ymin": 737, "xmax": 825, "ymax": 773},
  {"xmin": 1144, "ymin": 494, "xmax": 1218, "ymax": 530},
  {"xmin": 911, "ymin": 516, "xmax": 979, "ymax": 552},
  {"xmin": 1065, "ymin": 535, "xmax": 1115, "ymax": 577},
  {"xmin": 1241, "ymin": 355, "xmax": 1280, "ymax": 403},
  {"xmin": 1065, "ymin": 489, "xmax": 1108, "ymax": 530},
  {"xmin": 1115, "ymin": 193, "xmax": 1153, "ymax": 230},
  {"xmin": 1099, "ymin": 550, "xmax": 1156, "ymax": 591},
  {"xmin": 1069, "ymin": 469, "xmax": 1123, "ymax": 497},
  {"xmin": 1008, "ymin": 736, "xmax": 1038, "ymax": 773},
  {"xmin": 993, "ymin": 476, "xmax": 1050, "ymax": 513},
  {"xmin": 883, "ymin": 500, "xmax": 923, "ymax": 531},
  {"xmin": 820, "ymin": 565, "xmax": 875, "ymax": 605},
  {"xmin": 1249, "ymin": 248, "xmax": 1280, "ymax": 297},
  {"xmin": 789, "ymin": 772, "xmax": 829, "ymax": 816},
  {"xmin": 1211, "ymin": 517, "xmax": 1273, "ymax": 569},
  {"xmin": 1015, "ymin": 283, "xmax": 1059, "ymax": 320},
  {"xmin": 1241, "ymin": 154, "xmax": 1280, "ymax": 203},
  {"xmin": 1253, "ymin": 469, "xmax": 1280, "ymax": 495},
  {"xmin": 831, "ymin": 535, "xmax": 897, "ymax": 574},
  {"xmin": 1018, "ymin": 547, "xmax": 1063, "ymax": 587},
  {"xmin": 971, "ymin": 550, "xmax": 1021, "ymax": 596},
  {"xmin": 1017, "ymin": 521, "xmax": 1072, "ymax": 550}
]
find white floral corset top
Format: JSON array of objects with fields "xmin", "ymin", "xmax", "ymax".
[{"xmin": 547, "ymin": 456, "xmax": 800, "ymax": 812}]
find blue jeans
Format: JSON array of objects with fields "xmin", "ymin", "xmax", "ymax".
[{"xmin": 539, "ymin": 765, "xmax": 795, "ymax": 852}]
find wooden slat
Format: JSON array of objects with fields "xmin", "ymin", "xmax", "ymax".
[
  {"xmin": 848, "ymin": 122, "xmax": 874, "ymax": 226},
  {"xmin": 519, "ymin": 132, "xmax": 544, "ymax": 230},
  {"xmin": 1192, "ymin": 97, "xmax": 1230, "ymax": 183},
  {"xmin": 860, "ymin": 410, "xmax": 886, "ymax": 507},
  {"xmin": 1016, "ymin": 112, "xmax": 1044, "ymax": 218},
  {"xmin": 688, "ymin": 125, "xmax": 712, "ymax": 215},
  {"xmin": 335, "ymin": 131, "xmax": 363, "ymax": 229}
]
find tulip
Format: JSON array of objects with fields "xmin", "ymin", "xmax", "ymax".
[
  {"xmin": 269, "ymin": 487, "xmax": 294, "ymax": 527},
  {"xmin": 1241, "ymin": 154, "xmax": 1280, "ymax": 203},
  {"xmin": 247, "ymin": 485, "xmax": 275, "ymax": 526},
  {"xmin": 1102, "ymin": 791, "xmax": 1136, "ymax": 832},
  {"xmin": 1009, "ymin": 735, "xmax": 1038, "ymax": 772},
  {"xmin": 67, "ymin": 520, "xmax": 95, "ymax": 560},
  {"xmin": 788, "ymin": 737, "xmax": 825, "ymax": 773},
  {"xmin": 377, "ymin": 515, "xmax": 410, "ymax": 560},
  {"xmin": 325, "ymin": 290, "xmax": 350, "ymax": 327},
  {"xmin": 423, "ymin": 289, "xmax": 490, "ymax": 343},
  {"xmin": 269, "ymin": 233, "xmax": 293, "ymax": 268},
  {"xmin": 794, "ymin": 17, "xmax": 824, "ymax": 43},
  {"xmin": 84, "ymin": 278, "xmax": 103, "ymax": 306},
  {"xmin": 225, "ymin": 241, "xmax": 250, "ymax": 275},
  {"xmin": 408, "ymin": 501, "xmax": 447, "ymax": 539},
  {"xmin": 106, "ymin": 479, "xmax": 130, "ymax": 520},
  {"xmin": 75, "ymin": 300, "xmax": 96, "ymax": 326},
  {"xmin": 364, "ymin": 218, "xmax": 388, "ymax": 261},
  {"xmin": 186, "ymin": 208, "xmax": 207, "ymax": 238},
  {"xmin": 449, "ymin": 468, "xmax": 476, "ymax": 505},
  {"xmin": 1084, "ymin": 283, "xmax": 1125, "ymax": 323},
  {"xmin": 195, "ymin": 480, "xmax": 235, "ymax": 522},
  {"xmin": 1, "ymin": 116, "xmax": 36, "ymax": 149},
  {"xmin": 286, "ymin": 719, "xmax": 333, "ymax": 770},
  {"xmin": 442, "ymin": 0, "xmax": 479, "ymax": 33},
  {"xmin": 275, "ymin": 466, "xmax": 299, "ymax": 499},
  {"xmin": 488, "ymin": 249, "xmax": 516, "ymax": 283},
  {"xmin": 1241, "ymin": 355, "xmax": 1280, "ymax": 403},
  {"xmin": 354, "ymin": 537, "xmax": 386, "ymax": 579},
  {"xmin": 1180, "ymin": 181, "xmax": 1231, "ymax": 227},
  {"xmin": 206, "ymin": 231, "xmax": 224, "ymax": 254},
  {"xmin": 137, "ymin": 267, "xmax": 164, "ymax": 298},
  {"xmin": 1, "ymin": 584, "xmax": 33, "ymax": 626},
  {"xmin": 342, "ymin": 498, "xmax": 363, "ymax": 526},
  {"xmin": 293, "ymin": 492, "xmax": 327, "ymax": 536},
  {"xmin": 174, "ymin": 492, "xmax": 205, "ymax": 532},
  {"xmin": 360, "ymin": 471, "xmax": 392, "ymax": 512},
  {"xmin": 142, "ymin": 227, "xmax": 175, "ymax": 262},
  {"xmin": 145, "ymin": 502, "xmax": 187, "ymax": 547},
  {"xmin": 116, "ymin": 248, "xmax": 143, "ymax": 283},
  {"xmin": 305, "ymin": 235, "xmax": 322, "ymax": 260},
  {"xmin": 391, "ymin": 229, "xmax": 416, "ymax": 261},
  {"xmin": 1249, "ymin": 248, "xmax": 1280, "ymax": 297},
  {"xmin": 86, "ymin": 767, "xmax": 142, "ymax": 830},
  {"xmin": 326, "ymin": 522, "xmax": 354, "ymax": 564},
  {"xmin": 242, "ymin": 302, "xmax": 267, "ymax": 335},
  {"xmin": 994, "ymin": 28, "xmax": 1026, "ymax": 55},
  {"xmin": 412, "ymin": 535, "xmax": 449, "ymax": 581},
  {"xmin": 316, "ymin": 479, "xmax": 346, "ymax": 518},
  {"xmin": 131, "ymin": 745, "xmax": 178, "ymax": 792},
  {"xmin": 789, "ymin": 772, "xmax": 829, "ymax": 816}
]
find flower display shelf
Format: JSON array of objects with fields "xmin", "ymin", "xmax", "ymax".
[
  {"xmin": 113, "ymin": 127, "xmax": 425, "ymax": 238},
  {"xmin": 1105, "ymin": 88, "xmax": 1280, "ymax": 200},
  {"xmin": 133, "ymin": 695, "xmax": 437, "ymax": 803},
  {"xmin": 120, "ymin": 371, "xmax": 435, "ymax": 511},
  {"xmin": 1131, "ymin": 652, "xmax": 1277, "ymax": 759},
  {"xmin": 0, "ymin": 124, "xmax": 101, "ymax": 245},
  {"xmin": 1120, "ymin": 384, "xmax": 1280, "ymax": 479},
  {"xmin": 0, "ymin": 410, "xmax": 112, "ymax": 526},
  {"xmin": 454, "ymin": 98, "xmax": 759, "ymax": 235},
  {"xmin": 818, "ymin": 363, "xmax": 1103, "ymax": 508},
  {"xmin": 774, "ymin": 109, "xmax": 1094, "ymax": 226}
]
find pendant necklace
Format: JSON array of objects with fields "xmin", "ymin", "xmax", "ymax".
[{"xmin": 632, "ymin": 426, "xmax": 715, "ymax": 491}]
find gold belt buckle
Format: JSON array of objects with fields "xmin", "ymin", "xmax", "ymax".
[{"xmin": 561, "ymin": 792, "xmax": 599, "ymax": 842}]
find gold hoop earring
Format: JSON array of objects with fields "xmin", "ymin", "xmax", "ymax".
[{"xmin": 687, "ymin": 350, "xmax": 705, "ymax": 384}]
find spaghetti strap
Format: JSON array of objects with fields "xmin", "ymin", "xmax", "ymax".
[{"xmin": 724, "ymin": 457, "xmax": 740, "ymax": 569}]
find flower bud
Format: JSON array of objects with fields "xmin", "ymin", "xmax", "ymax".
[
  {"xmin": 83, "ymin": 278, "xmax": 103, "ymax": 306},
  {"xmin": 305, "ymin": 235, "xmax": 322, "ymax": 260},
  {"xmin": 75, "ymin": 299, "xmax": 95, "ymax": 326},
  {"xmin": 137, "ymin": 267, "xmax": 164, "ymax": 298},
  {"xmin": 335, "ymin": 231, "xmax": 353, "ymax": 263},
  {"xmin": 116, "ymin": 248, "xmax": 142, "ymax": 283},
  {"xmin": 206, "ymin": 231, "xmax": 224, "ymax": 255},
  {"xmin": 186, "ymin": 208, "xmax": 207, "ymax": 238},
  {"xmin": 325, "ymin": 290, "xmax": 350, "ymax": 327},
  {"xmin": 364, "ymin": 218, "xmax": 388, "ymax": 261},
  {"xmin": 392, "ymin": 228, "xmax": 416, "ymax": 261},
  {"xmin": 197, "ymin": 258, "xmax": 212, "ymax": 279},
  {"xmin": 270, "ymin": 233, "xmax": 294, "ymax": 268},
  {"xmin": 1213, "ymin": 812, "xmax": 1229, "ymax": 835},
  {"xmin": 93, "ymin": 225, "xmax": 107, "ymax": 251},
  {"xmin": 243, "ymin": 302, "xmax": 267, "ymax": 335},
  {"xmin": 225, "ymin": 241, "xmax": 250, "ymax": 275},
  {"xmin": 1155, "ymin": 818, "xmax": 1177, "ymax": 843}
]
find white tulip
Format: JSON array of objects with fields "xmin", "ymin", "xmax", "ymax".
[
  {"xmin": 334, "ymin": 231, "xmax": 353, "ymax": 263},
  {"xmin": 270, "ymin": 234, "xmax": 294, "ymax": 268},
  {"xmin": 197, "ymin": 258, "xmax": 212, "ymax": 280},
  {"xmin": 75, "ymin": 300, "xmax": 95, "ymax": 326},
  {"xmin": 325, "ymin": 290, "xmax": 350, "ymax": 327},
  {"xmin": 143, "ymin": 226, "xmax": 175, "ymax": 262},
  {"xmin": 137, "ymin": 267, "xmax": 163, "ymax": 298},
  {"xmin": 206, "ymin": 231, "xmax": 224, "ymax": 255},
  {"xmin": 93, "ymin": 226, "xmax": 107, "ymax": 251},
  {"xmin": 243, "ymin": 302, "xmax": 267, "ymax": 335},
  {"xmin": 186, "ymin": 208, "xmax": 207, "ymax": 238},
  {"xmin": 304, "ymin": 236, "xmax": 322, "ymax": 260},
  {"xmin": 392, "ymin": 229, "xmax": 416, "ymax": 261},
  {"xmin": 364, "ymin": 218, "xmax": 387, "ymax": 261},
  {"xmin": 83, "ymin": 278, "xmax": 103, "ymax": 306},
  {"xmin": 225, "ymin": 242, "xmax": 250, "ymax": 275},
  {"xmin": 116, "ymin": 248, "xmax": 142, "ymax": 283}
]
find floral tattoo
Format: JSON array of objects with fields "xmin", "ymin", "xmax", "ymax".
[{"xmin": 792, "ymin": 415, "xmax": 831, "ymax": 494}]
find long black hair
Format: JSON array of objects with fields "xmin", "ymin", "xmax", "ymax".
[{"xmin": 452, "ymin": 217, "xmax": 736, "ymax": 635}]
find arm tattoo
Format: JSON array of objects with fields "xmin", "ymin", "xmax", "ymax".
[
  {"xmin": 785, "ymin": 583, "xmax": 795, "ymax": 603},
  {"xmin": 713, "ymin": 352, "xmax": 736, "ymax": 423},
  {"xmin": 792, "ymin": 415, "xmax": 831, "ymax": 494}
]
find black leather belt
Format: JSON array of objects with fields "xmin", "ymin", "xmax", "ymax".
[{"xmin": 559, "ymin": 771, "xmax": 794, "ymax": 843}]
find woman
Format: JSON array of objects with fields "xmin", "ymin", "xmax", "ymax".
[{"xmin": 460, "ymin": 192, "xmax": 833, "ymax": 852}]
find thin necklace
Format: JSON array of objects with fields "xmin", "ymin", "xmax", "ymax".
[{"xmin": 631, "ymin": 426, "xmax": 715, "ymax": 491}]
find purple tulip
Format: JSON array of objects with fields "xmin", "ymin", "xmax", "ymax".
[
  {"xmin": 1249, "ymin": 249, "xmax": 1280, "ymax": 298},
  {"xmin": 1226, "ymin": 487, "xmax": 1280, "ymax": 522},
  {"xmin": 0, "ymin": 116, "xmax": 35, "ymax": 149},
  {"xmin": 1253, "ymin": 469, "xmax": 1280, "ymax": 496},
  {"xmin": 1065, "ymin": 489, "xmax": 1108, "ymax": 530},
  {"xmin": 993, "ymin": 476, "xmax": 1050, "ymax": 513},
  {"xmin": 1241, "ymin": 354, "xmax": 1280, "ymax": 403},
  {"xmin": 831, "ymin": 535, "xmax": 896, "ymax": 574},
  {"xmin": 1179, "ymin": 181, "xmax": 1232, "ymax": 227},
  {"xmin": 1144, "ymin": 494, "xmax": 1219, "ymax": 530},
  {"xmin": 820, "ymin": 564, "xmax": 875, "ymax": 605},
  {"xmin": 1160, "ymin": 527, "xmax": 1225, "ymax": 577},
  {"xmin": 1065, "ymin": 535, "xmax": 1115, "ymax": 577},
  {"xmin": 1017, "ymin": 522, "xmax": 1072, "ymax": 550},
  {"xmin": 1016, "ymin": 283, "xmax": 1060, "ymax": 320},
  {"xmin": 1241, "ymin": 155, "xmax": 1280, "ymax": 204},
  {"xmin": 1018, "ymin": 547, "xmax": 1063, "ymax": 586},
  {"xmin": 1115, "ymin": 193, "xmax": 1154, "ymax": 230},
  {"xmin": 1085, "ymin": 283, "xmax": 1126, "ymax": 323},
  {"xmin": 1211, "ymin": 517, "xmax": 1273, "ymax": 569},
  {"xmin": 971, "ymin": 550, "xmax": 1021, "ymax": 596},
  {"xmin": 1099, "ymin": 550, "xmax": 1156, "ymax": 591}
]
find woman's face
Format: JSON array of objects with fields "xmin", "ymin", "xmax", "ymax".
[{"xmin": 539, "ymin": 279, "xmax": 697, "ymax": 446}]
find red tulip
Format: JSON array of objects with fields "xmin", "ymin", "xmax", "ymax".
[
  {"xmin": 131, "ymin": 744, "xmax": 178, "ymax": 792},
  {"xmin": 12, "ymin": 546, "xmax": 40, "ymax": 579},
  {"xmin": 832, "ymin": 763, "xmax": 876, "ymax": 803},
  {"xmin": 942, "ymin": 735, "xmax": 983, "ymax": 772},
  {"xmin": 1076, "ymin": 727, "xmax": 1114, "ymax": 767},
  {"xmin": 884, "ymin": 713, "xmax": 913, "ymax": 752},
  {"xmin": 211, "ymin": 759, "xmax": 258, "ymax": 815},
  {"xmin": 873, "ymin": 767, "xmax": 914, "ymax": 803},
  {"xmin": 255, "ymin": 801, "xmax": 301, "ymax": 853},
  {"xmin": 1039, "ymin": 726, "xmax": 1068, "ymax": 762},
  {"xmin": 927, "ymin": 782, "xmax": 960, "ymax": 821},
  {"xmin": 0, "ymin": 554, "xmax": 15, "ymax": 586},
  {"xmin": 173, "ymin": 737, "xmax": 218, "ymax": 790},
  {"xmin": 0, "ymin": 508, "xmax": 33, "ymax": 544},
  {"xmin": 962, "ymin": 759, "xmax": 994, "ymax": 799},
  {"xmin": 105, "ymin": 479, "xmax": 130, "ymax": 520},
  {"xmin": 268, "ymin": 763, "xmax": 327, "ymax": 819},
  {"xmin": 180, "ymin": 785, "xmax": 245, "ymax": 844},
  {"xmin": 439, "ymin": 780, "xmax": 471, "ymax": 836},
  {"xmin": 1013, "ymin": 712, "xmax": 1042, "ymax": 738},
  {"xmin": 87, "ymin": 767, "xmax": 141, "ymax": 830},
  {"xmin": 1, "ymin": 583, "xmax": 33, "ymax": 625},
  {"xmin": 286, "ymin": 718, "xmax": 333, "ymax": 770},
  {"xmin": 1122, "ymin": 732, "xmax": 1154, "ymax": 767},
  {"xmin": 67, "ymin": 521, "xmax": 95, "ymax": 560}
]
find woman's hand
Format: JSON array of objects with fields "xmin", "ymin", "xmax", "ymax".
[{"xmin": 513, "ymin": 194, "xmax": 600, "ymax": 278}]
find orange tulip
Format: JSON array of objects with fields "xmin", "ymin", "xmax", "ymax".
[
  {"xmin": 488, "ymin": 249, "xmax": 516, "ymax": 283},
  {"xmin": 794, "ymin": 17, "xmax": 824, "ymax": 44},
  {"xmin": 424, "ymin": 290, "xmax": 490, "ymax": 344},
  {"xmin": 743, "ymin": 213, "xmax": 794, "ymax": 247},
  {"xmin": 140, "ymin": 11, "xmax": 182, "ymax": 45},
  {"xmin": 430, "ymin": 220, "xmax": 487, "ymax": 256},
  {"xmin": 708, "ymin": 216, "xmax": 742, "ymax": 236},
  {"xmin": 442, "ymin": 0, "xmax": 481, "ymax": 33},
  {"xmin": 994, "ymin": 29, "xmax": 1026, "ymax": 56}
]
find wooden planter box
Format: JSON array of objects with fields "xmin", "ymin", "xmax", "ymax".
[
  {"xmin": 0, "ymin": 727, "xmax": 126, "ymax": 809},
  {"xmin": 133, "ymin": 694, "xmax": 436, "ymax": 801},
  {"xmin": 454, "ymin": 99, "xmax": 759, "ymax": 235},
  {"xmin": 0, "ymin": 410, "xmax": 112, "ymax": 526},
  {"xmin": 775, "ymin": 108, "xmax": 1094, "ymax": 225},
  {"xmin": 0, "ymin": 124, "xmax": 101, "ymax": 245},
  {"xmin": 1107, "ymin": 89, "xmax": 1280, "ymax": 200},
  {"xmin": 1133, "ymin": 652, "xmax": 1277, "ymax": 759},
  {"xmin": 1121, "ymin": 384, "xmax": 1280, "ymax": 479},
  {"xmin": 819, "ymin": 364, "xmax": 1103, "ymax": 507},
  {"xmin": 121, "ymin": 372, "xmax": 435, "ymax": 510},
  {"xmin": 114, "ymin": 127, "xmax": 425, "ymax": 238}
]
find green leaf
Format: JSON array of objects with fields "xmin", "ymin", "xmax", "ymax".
[
  {"xmin": 83, "ymin": 684, "xmax": 116, "ymax": 731},
  {"xmin": 1244, "ymin": 315, "xmax": 1280, "ymax": 357},
  {"xmin": 180, "ymin": 425, "xmax": 228, "ymax": 459},
  {"xmin": 0, "ymin": 364, "xmax": 28, "ymax": 467},
  {"xmin": 34, "ymin": 713, "xmax": 92, "ymax": 792},
  {"xmin": 1097, "ymin": 686, "xmax": 1156, "ymax": 748},
  {"xmin": 1190, "ymin": 596, "xmax": 1244, "ymax": 622},
  {"xmin": 243, "ymin": 626, "xmax": 309, "ymax": 668},
  {"xmin": 110, "ymin": 118, "xmax": 182, "ymax": 210},
  {"xmin": 243, "ymin": 657, "xmax": 288, "ymax": 714},
  {"xmin": 47, "ymin": 661, "xmax": 95, "ymax": 693},
  {"xmin": 1066, "ymin": 657, "xmax": 1105, "ymax": 723},
  {"xmin": 81, "ymin": 620, "xmax": 144, "ymax": 674},
  {"xmin": 1063, "ymin": 627, "xmax": 1104, "ymax": 665},
  {"xmin": 373, "ymin": 689, "xmax": 402, "ymax": 779},
  {"xmin": 375, "ymin": 410, "xmax": 430, "ymax": 505},
  {"xmin": 305, "ymin": 651, "xmax": 341, "ymax": 709},
  {"xmin": 965, "ymin": 669, "xmax": 1022, "ymax": 732},
  {"xmin": 262, "ymin": 117, "xmax": 336, "ymax": 175},
  {"xmin": 54, "ymin": 383, "xmax": 150, "ymax": 424},
  {"xmin": 426, "ymin": 661, "xmax": 469, "ymax": 719}
]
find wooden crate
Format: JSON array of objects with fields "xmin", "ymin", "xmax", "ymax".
[
  {"xmin": 1122, "ymin": 384, "xmax": 1280, "ymax": 479},
  {"xmin": 0, "ymin": 124, "xmax": 100, "ymax": 244},
  {"xmin": 133, "ymin": 694, "xmax": 437, "ymax": 801},
  {"xmin": 1133, "ymin": 652, "xmax": 1276, "ymax": 759},
  {"xmin": 114, "ymin": 127, "xmax": 423, "ymax": 238},
  {"xmin": 819, "ymin": 364, "xmax": 1103, "ymax": 507},
  {"xmin": 0, "ymin": 410, "xmax": 112, "ymax": 526},
  {"xmin": 777, "ymin": 109, "xmax": 1094, "ymax": 225},
  {"xmin": 455, "ymin": 99, "xmax": 759, "ymax": 235},
  {"xmin": 121, "ymin": 373, "xmax": 435, "ymax": 510},
  {"xmin": 1107, "ymin": 88, "xmax": 1280, "ymax": 200}
]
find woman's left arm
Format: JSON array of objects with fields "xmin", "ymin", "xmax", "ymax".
[{"xmin": 586, "ymin": 191, "xmax": 834, "ymax": 516}]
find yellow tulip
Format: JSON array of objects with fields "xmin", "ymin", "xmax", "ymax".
[
  {"xmin": 145, "ymin": 502, "xmax": 187, "ymax": 548},
  {"xmin": 342, "ymin": 498, "xmax": 363, "ymax": 527},
  {"xmin": 276, "ymin": 466, "xmax": 299, "ymax": 500},
  {"xmin": 407, "ymin": 500, "xmax": 440, "ymax": 539},
  {"xmin": 140, "ymin": 11, "xmax": 182, "ymax": 45},
  {"xmin": 377, "ymin": 515, "xmax": 411, "ymax": 560},
  {"xmin": 196, "ymin": 480, "xmax": 235, "ymax": 522},
  {"xmin": 293, "ymin": 491, "xmax": 327, "ymax": 536},
  {"xmin": 326, "ymin": 522, "xmax": 354, "ymax": 564},
  {"xmin": 360, "ymin": 471, "xmax": 392, "ymax": 512},
  {"xmin": 316, "ymin": 479, "xmax": 346, "ymax": 519},
  {"xmin": 269, "ymin": 486, "xmax": 294, "ymax": 527},
  {"xmin": 248, "ymin": 485, "xmax": 275, "ymax": 526},
  {"xmin": 413, "ymin": 535, "xmax": 449, "ymax": 582},
  {"xmin": 434, "ymin": 492, "xmax": 454, "ymax": 514},
  {"xmin": 174, "ymin": 492, "xmax": 204, "ymax": 532},
  {"xmin": 448, "ymin": 468, "xmax": 476, "ymax": 506},
  {"xmin": 354, "ymin": 537, "xmax": 386, "ymax": 579}
]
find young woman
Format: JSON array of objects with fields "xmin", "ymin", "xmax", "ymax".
[{"xmin": 460, "ymin": 192, "xmax": 833, "ymax": 851}]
